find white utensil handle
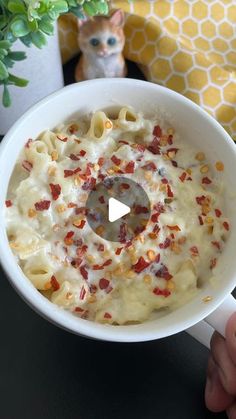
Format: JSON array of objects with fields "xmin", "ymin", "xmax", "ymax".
[{"xmin": 186, "ymin": 294, "xmax": 236, "ymax": 348}]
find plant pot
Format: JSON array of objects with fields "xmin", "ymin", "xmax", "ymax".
[{"xmin": 0, "ymin": 24, "xmax": 64, "ymax": 136}]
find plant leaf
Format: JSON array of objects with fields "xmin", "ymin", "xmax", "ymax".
[
  {"xmin": 20, "ymin": 34, "xmax": 32, "ymax": 47},
  {"xmin": 3, "ymin": 84, "xmax": 11, "ymax": 107},
  {"xmin": 39, "ymin": 17, "xmax": 54, "ymax": 35},
  {"xmin": 8, "ymin": 51, "xmax": 26, "ymax": 61},
  {"xmin": 8, "ymin": 0, "xmax": 26, "ymax": 14},
  {"xmin": 8, "ymin": 73, "xmax": 28, "ymax": 87},
  {"xmin": 11, "ymin": 19, "xmax": 30, "ymax": 37},
  {"xmin": 0, "ymin": 40, "xmax": 12, "ymax": 50},
  {"xmin": 31, "ymin": 31, "xmax": 47, "ymax": 49},
  {"xmin": 83, "ymin": 2, "xmax": 98, "ymax": 15},
  {"xmin": 0, "ymin": 60, "xmax": 8, "ymax": 80}
]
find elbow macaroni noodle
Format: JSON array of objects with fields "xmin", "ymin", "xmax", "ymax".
[{"xmin": 5, "ymin": 107, "xmax": 230, "ymax": 324}]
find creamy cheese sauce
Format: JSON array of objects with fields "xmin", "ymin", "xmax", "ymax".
[{"xmin": 5, "ymin": 108, "xmax": 229, "ymax": 324}]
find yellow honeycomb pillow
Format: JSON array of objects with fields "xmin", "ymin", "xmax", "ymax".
[{"xmin": 58, "ymin": 0, "xmax": 236, "ymax": 140}]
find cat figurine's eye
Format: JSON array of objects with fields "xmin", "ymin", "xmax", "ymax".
[
  {"xmin": 90, "ymin": 38, "xmax": 100, "ymax": 47},
  {"xmin": 107, "ymin": 37, "xmax": 117, "ymax": 46}
]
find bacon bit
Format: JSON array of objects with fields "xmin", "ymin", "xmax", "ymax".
[
  {"xmin": 104, "ymin": 312, "xmax": 112, "ymax": 319},
  {"xmin": 147, "ymin": 137, "xmax": 161, "ymax": 155},
  {"xmin": 198, "ymin": 215, "xmax": 204, "ymax": 225},
  {"xmin": 210, "ymin": 258, "xmax": 217, "ymax": 269},
  {"xmin": 35, "ymin": 200, "xmax": 50, "ymax": 211},
  {"xmin": 73, "ymin": 219, "xmax": 86, "ymax": 229},
  {"xmin": 51, "ymin": 275, "xmax": 60, "ymax": 291},
  {"xmin": 25, "ymin": 138, "xmax": 32, "ymax": 148},
  {"xmin": 202, "ymin": 177, "xmax": 212, "ymax": 185},
  {"xmin": 82, "ymin": 177, "xmax": 96, "ymax": 191},
  {"xmin": 151, "ymin": 213, "xmax": 159, "ymax": 223},
  {"xmin": 5, "ymin": 200, "xmax": 12, "ymax": 207},
  {"xmin": 133, "ymin": 256, "xmax": 150, "ymax": 273},
  {"xmin": 223, "ymin": 221, "xmax": 229, "ymax": 231},
  {"xmin": 159, "ymin": 238, "xmax": 171, "ymax": 249},
  {"xmin": 153, "ymin": 125, "xmax": 162, "ymax": 137},
  {"xmin": 179, "ymin": 172, "xmax": 187, "ymax": 182},
  {"xmin": 75, "ymin": 306, "xmax": 84, "ymax": 313},
  {"xmin": 125, "ymin": 161, "xmax": 135, "ymax": 174},
  {"xmin": 80, "ymin": 285, "xmax": 86, "ymax": 300},
  {"xmin": 111, "ymin": 155, "xmax": 121, "ymax": 165},
  {"xmin": 64, "ymin": 231, "xmax": 75, "ymax": 245},
  {"xmin": 98, "ymin": 157, "xmax": 105, "ymax": 167},
  {"xmin": 190, "ymin": 246, "xmax": 199, "ymax": 256},
  {"xmin": 49, "ymin": 183, "xmax": 61, "ymax": 201},
  {"xmin": 212, "ymin": 241, "xmax": 220, "ymax": 250},
  {"xmin": 22, "ymin": 160, "xmax": 33, "ymax": 172},
  {"xmin": 70, "ymin": 153, "xmax": 80, "ymax": 161},
  {"xmin": 99, "ymin": 278, "xmax": 110, "ymax": 290},
  {"xmin": 98, "ymin": 195, "xmax": 105, "ymax": 204},
  {"xmin": 215, "ymin": 161, "xmax": 224, "ymax": 171},
  {"xmin": 215, "ymin": 208, "xmax": 222, "ymax": 218},
  {"xmin": 141, "ymin": 162, "xmax": 157, "ymax": 171},
  {"xmin": 153, "ymin": 287, "xmax": 171, "ymax": 297},
  {"xmin": 56, "ymin": 135, "xmax": 68, "ymax": 142},
  {"xmin": 166, "ymin": 184, "xmax": 174, "ymax": 198},
  {"xmin": 80, "ymin": 266, "xmax": 88, "ymax": 280},
  {"xmin": 167, "ymin": 225, "xmax": 181, "ymax": 231},
  {"xmin": 115, "ymin": 247, "xmax": 123, "ymax": 255},
  {"xmin": 155, "ymin": 265, "xmax": 173, "ymax": 280}
]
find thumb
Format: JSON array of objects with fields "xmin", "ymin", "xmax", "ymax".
[{"xmin": 226, "ymin": 312, "xmax": 236, "ymax": 366}]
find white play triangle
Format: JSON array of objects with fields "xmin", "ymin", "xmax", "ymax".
[{"xmin": 108, "ymin": 197, "xmax": 130, "ymax": 222}]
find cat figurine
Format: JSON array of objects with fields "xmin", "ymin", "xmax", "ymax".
[{"xmin": 75, "ymin": 9, "xmax": 127, "ymax": 81}]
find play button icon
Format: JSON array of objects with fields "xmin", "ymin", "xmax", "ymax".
[
  {"xmin": 108, "ymin": 198, "xmax": 130, "ymax": 222},
  {"xmin": 85, "ymin": 176, "xmax": 151, "ymax": 243}
]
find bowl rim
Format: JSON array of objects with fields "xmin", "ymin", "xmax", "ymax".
[{"xmin": 0, "ymin": 78, "xmax": 236, "ymax": 342}]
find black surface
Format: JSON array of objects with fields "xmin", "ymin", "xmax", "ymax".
[{"xmin": 0, "ymin": 56, "xmax": 232, "ymax": 419}]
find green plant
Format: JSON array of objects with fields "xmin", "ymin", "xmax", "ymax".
[{"xmin": 0, "ymin": 0, "xmax": 110, "ymax": 106}]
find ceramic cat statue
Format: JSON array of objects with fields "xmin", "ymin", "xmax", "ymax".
[{"xmin": 75, "ymin": 9, "xmax": 127, "ymax": 81}]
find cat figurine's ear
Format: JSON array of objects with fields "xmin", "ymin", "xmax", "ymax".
[
  {"xmin": 78, "ymin": 17, "xmax": 88, "ymax": 27},
  {"xmin": 109, "ymin": 9, "xmax": 125, "ymax": 27}
]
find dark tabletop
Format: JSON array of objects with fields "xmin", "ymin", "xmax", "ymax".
[{"xmin": 0, "ymin": 56, "xmax": 233, "ymax": 419}]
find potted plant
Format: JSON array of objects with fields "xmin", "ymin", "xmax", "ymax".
[{"xmin": 0, "ymin": 0, "xmax": 110, "ymax": 133}]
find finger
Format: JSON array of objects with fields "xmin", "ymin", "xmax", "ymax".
[
  {"xmin": 226, "ymin": 402, "xmax": 236, "ymax": 419},
  {"xmin": 211, "ymin": 332, "xmax": 236, "ymax": 395},
  {"xmin": 226, "ymin": 312, "xmax": 236, "ymax": 366},
  {"xmin": 205, "ymin": 355, "xmax": 234, "ymax": 412}
]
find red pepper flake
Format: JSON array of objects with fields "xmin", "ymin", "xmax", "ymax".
[
  {"xmin": 133, "ymin": 256, "xmax": 150, "ymax": 273},
  {"xmin": 99, "ymin": 278, "xmax": 110, "ymax": 290},
  {"xmin": 136, "ymin": 144, "xmax": 146, "ymax": 152},
  {"xmin": 64, "ymin": 231, "xmax": 75, "ymax": 245},
  {"xmin": 190, "ymin": 246, "xmax": 199, "ymax": 256},
  {"xmin": 167, "ymin": 225, "xmax": 181, "ymax": 231},
  {"xmin": 80, "ymin": 266, "xmax": 88, "ymax": 280},
  {"xmin": 202, "ymin": 177, "xmax": 212, "ymax": 185},
  {"xmin": 118, "ymin": 140, "xmax": 129, "ymax": 145},
  {"xmin": 210, "ymin": 258, "xmax": 217, "ymax": 269},
  {"xmin": 82, "ymin": 177, "xmax": 96, "ymax": 191},
  {"xmin": 35, "ymin": 200, "xmax": 51, "ymax": 211},
  {"xmin": 159, "ymin": 238, "xmax": 171, "ymax": 249},
  {"xmin": 171, "ymin": 160, "xmax": 178, "ymax": 167},
  {"xmin": 68, "ymin": 202, "xmax": 77, "ymax": 208},
  {"xmin": 179, "ymin": 172, "xmax": 187, "ymax": 182},
  {"xmin": 153, "ymin": 202, "xmax": 165, "ymax": 213},
  {"xmin": 153, "ymin": 125, "xmax": 162, "ymax": 137},
  {"xmin": 49, "ymin": 183, "xmax": 61, "ymax": 201},
  {"xmin": 64, "ymin": 169, "xmax": 75, "ymax": 178},
  {"xmin": 71, "ymin": 258, "xmax": 82, "ymax": 268},
  {"xmin": 80, "ymin": 285, "xmax": 86, "ymax": 300},
  {"xmin": 198, "ymin": 215, "xmax": 204, "ymax": 226},
  {"xmin": 153, "ymin": 287, "xmax": 171, "ymax": 297},
  {"xmin": 223, "ymin": 221, "xmax": 229, "ymax": 231},
  {"xmin": 121, "ymin": 183, "xmax": 130, "ymax": 190},
  {"xmin": 51, "ymin": 275, "xmax": 60, "ymax": 291},
  {"xmin": 98, "ymin": 195, "xmax": 105, "ymax": 204},
  {"xmin": 119, "ymin": 222, "xmax": 127, "ymax": 243},
  {"xmin": 79, "ymin": 150, "xmax": 86, "ymax": 157},
  {"xmin": 56, "ymin": 135, "xmax": 68, "ymax": 142},
  {"xmin": 167, "ymin": 135, "xmax": 173, "ymax": 145},
  {"xmin": 153, "ymin": 224, "xmax": 160, "ymax": 234},
  {"xmin": 134, "ymin": 205, "xmax": 149, "ymax": 215},
  {"xmin": 104, "ymin": 312, "xmax": 112, "ymax": 319},
  {"xmin": 167, "ymin": 184, "xmax": 174, "ymax": 198},
  {"xmin": 75, "ymin": 207, "xmax": 87, "ymax": 215},
  {"xmin": 196, "ymin": 195, "xmax": 206, "ymax": 205},
  {"xmin": 155, "ymin": 265, "xmax": 173, "ymax": 280},
  {"xmin": 76, "ymin": 245, "xmax": 88, "ymax": 257},
  {"xmin": 5, "ymin": 200, "xmax": 12, "ymax": 207},
  {"xmin": 98, "ymin": 157, "xmax": 105, "ymax": 167},
  {"xmin": 151, "ymin": 213, "xmax": 159, "ymax": 223},
  {"xmin": 215, "ymin": 209, "xmax": 222, "ymax": 218},
  {"xmin": 98, "ymin": 244, "xmax": 105, "ymax": 252},
  {"xmin": 115, "ymin": 247, "xmax": 123, "ymax": 255},
  {"xmin": 141, "ymin": 162, "xmax": 157, "ymax": 171},
  {"xmin": 161, "ymin": 178, "xmax": 168, "ymax": 184},
  {"xmin": 70, "ymin": 153, "xmax": 80, "ymax": 161},
  {"xmin": 25, "ymin": 138, "xmax": 32, "ymax": 148},
  {"xmin": 211, "ymin": 241, "xmax": 220, "ymax": 250},
  {"xmin": 147, "ymin": 137, "xmax": 161, "ymax": 155},
  {"xmin": 125, "ymin": 161, "xmax": 135, "ymax": 174},
  {"xmin": 74, "ymin": 219, "xmax": 86, "ymax": 229},
  {"xmin": 69, "ymin": 124, "xmax": 78, "ymax": 134},
  {"xmin": 93, "ymin": 259, "xmax": 112, "ymax": 270},
  {"xmin": 103, "ymin": 259, "xmax": 112, "ymax": 267},
  {"xmin": 167, "ymin": 147, "xmax": 179, "ymax": 156},
  {"xmin": 155, "ymin": 253, "xmax": 161, "ymax": 263},
  {"xmin": 111, "ymin": 155, "xmax": 121, "ymax": 165},
  {"xmin": 22, "ymin": 160, "xmax": 33, "ymax": 172},
  {"xmin": 75, "ymin": 306, "xmax": 84, "ymax": 313}
]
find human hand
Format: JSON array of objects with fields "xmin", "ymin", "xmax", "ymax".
[{"xmin": 205, "ymin": 313, "xmax": 236, "ymax": 418}]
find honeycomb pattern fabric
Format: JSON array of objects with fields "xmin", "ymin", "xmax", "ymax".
[{"xmin": 58, "ymin": 1, "xmax": 236, "ymax": 140}]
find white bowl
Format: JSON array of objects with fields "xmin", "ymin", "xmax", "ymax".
[{"xmin": 0, "ymin": 79, "xmax": 236, "ymax": 342}]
